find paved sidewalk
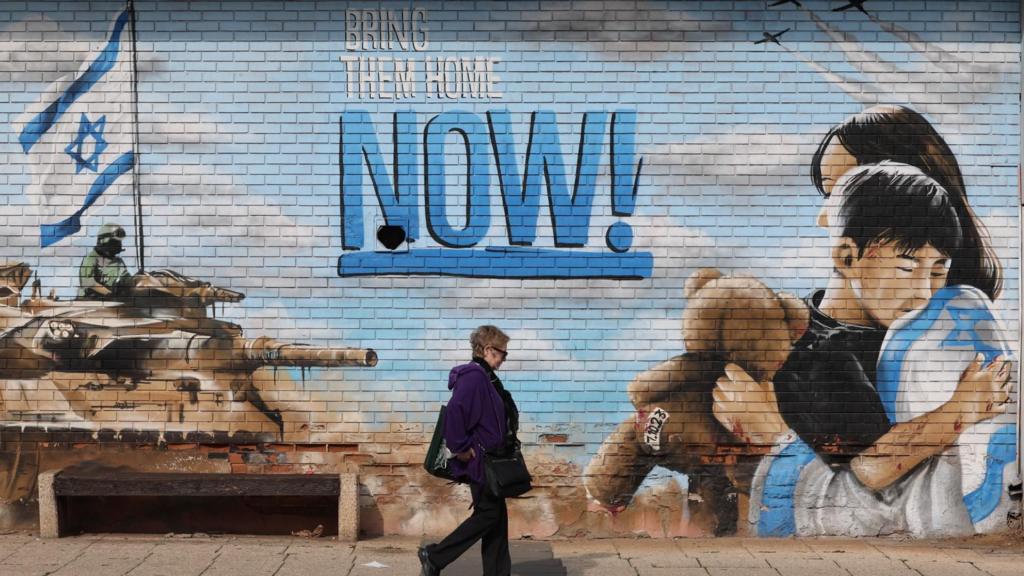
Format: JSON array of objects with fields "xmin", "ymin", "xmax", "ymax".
[{"xmin": 0, "ymin": 532, "xmax": 1021, "ymax": 576}]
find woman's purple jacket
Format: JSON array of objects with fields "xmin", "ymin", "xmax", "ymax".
[{"xmin": 444, "ymin": 362, "xmax": 507, "ymax": 486}]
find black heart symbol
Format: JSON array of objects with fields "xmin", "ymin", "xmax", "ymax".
[{"xmin": 376, "ymin": 225, "xmax": 407, "ymax": 250}]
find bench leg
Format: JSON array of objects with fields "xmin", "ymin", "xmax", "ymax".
[
  {"xmin": 38, "ymin": 470, "xmax": 61, "ymax": 538},
  {"xmin": 338, "ymin": 473, "xmax": 359, "ymax": 542}
]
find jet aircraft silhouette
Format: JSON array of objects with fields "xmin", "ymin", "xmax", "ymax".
[
  {"xmin": 834, "ymin": 0, "xmax": 869, "ymax": 14},
  {"xmin": 754, "ymin": 28, "xmax": 789, "ymax": 46}
]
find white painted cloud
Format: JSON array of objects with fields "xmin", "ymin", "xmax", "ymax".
[
  {"xmin": 644, "ymin": 132, "xmax": 818, "ymax": 191},
  {"xmin": 504, "ymin": 1, "xmax": 714, "ymax": 58},
  {"xmin": 0, "ymin": 14, "xmax": 166, "ymax": 82},
  {"xmin": 787, "ymin": 5, "xmax": 1017, "ymax": 120}
]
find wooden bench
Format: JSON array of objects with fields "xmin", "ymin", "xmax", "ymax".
[{"xmin": 38, "ymin": 470, "xmax": 359, "ymax": 541}]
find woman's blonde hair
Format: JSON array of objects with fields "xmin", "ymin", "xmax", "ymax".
[{"xmin": 470, "ymin": 325, "xmax": 510, "ymax": 357}]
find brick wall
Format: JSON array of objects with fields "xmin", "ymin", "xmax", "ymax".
[{"xmin": 0, "ymin": 0, "xmax": 1020, "ymax": 538}]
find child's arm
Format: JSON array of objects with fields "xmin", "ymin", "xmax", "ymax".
[
  {"xmin": 849, "ymin": 354, "xmax": 1012, "ymax": 491},
  {"xmin": 713, "ymin": 354, "xmax": 1012, "ymax": 489},
  {"xmin": 716, "ymin": 350, "xmax": 896, "ymax": 458}
]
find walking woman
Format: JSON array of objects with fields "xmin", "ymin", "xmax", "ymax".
[{"xmin": 419, "ymin": 325, "xmax": 518, "ymax": 576}]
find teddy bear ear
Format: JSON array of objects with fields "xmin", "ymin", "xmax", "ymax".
[
  {"xmin": 684, "ymin": 268, "xmax": 723, "ymax": 299},
  {"xmin": 777, "ymin": 291, "xmax": 810, "ymax": 343}
]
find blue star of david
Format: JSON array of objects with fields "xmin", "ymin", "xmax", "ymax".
[
  {"xmin": 940, "ymin": 305, "xmax": 1000, "ymax": 357},
  {"xmin": 65, "ymin": 113, "xmax": 108, "ymax": 173}
]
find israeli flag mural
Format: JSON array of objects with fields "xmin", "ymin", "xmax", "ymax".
[
  {"xmin": 878, "ymin": 285, "xmax": 1018, "ymax": 532},
  {"xmin": 13, "ymin": 8, "xmax": 135, "ymax": 248}
]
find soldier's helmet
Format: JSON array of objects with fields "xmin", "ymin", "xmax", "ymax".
[
  {"xmin": 97, "ymin": 223, "xmax": 126, "ymax": 254},
  {"xmin": 98, "ymin": 224, "xmax": 126, "ymax": 241}
]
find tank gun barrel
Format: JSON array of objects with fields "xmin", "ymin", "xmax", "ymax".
[
  {"xmin": 242, "ymin": 337, "xmax": 378, "ymax": 368},
  {"xmin": 195, "ymin": 285, "xmax": 244, "ymax": 304}
]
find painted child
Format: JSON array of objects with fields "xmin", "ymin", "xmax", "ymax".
[{"xmin": 717, "ymin": 162, "xmax": 1013, "ymax": 537}]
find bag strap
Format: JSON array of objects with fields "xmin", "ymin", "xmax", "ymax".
[{"xmin": 472, "ymin": 357, "xmax": 521, "ymax": 450}]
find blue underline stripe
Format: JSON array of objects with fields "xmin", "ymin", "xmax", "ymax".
[
  {"xmin": 338, "ymin": 247, "xmax": 653, "ymax": 278},
  {"xmin": 19, "ymin": 9, "xmax": 130, "ymax": 154}
]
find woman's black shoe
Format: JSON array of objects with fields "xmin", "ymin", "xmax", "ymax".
[{"xmin": 418, "ymin": 546, "xmax": 440, "ymax": 576}]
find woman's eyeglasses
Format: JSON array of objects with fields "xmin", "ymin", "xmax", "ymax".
[{"xmin": 489, "ymin": 347, "xmax": 508, "ymax": 360}]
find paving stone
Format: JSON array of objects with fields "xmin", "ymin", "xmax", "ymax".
[
  {"xmin": 936, "ymin": 548, "xmax": 988, "ymax": 562},
  {"xmin": 617, "ymin": 539, "xmax": 700, "ymax": 571},
  {"xmin": 0, "ymin": 565, "xmax": 70, "ymax": 576},
  {"xmin": 561, "ymin": 555, "xmax": 638, "ymax": 576},
  {"xmin": 550, "ymin": 541, "xmax": 634, "ymax": 576},
  {"xmin": 50, "ymin": 556, "xmax": 147, "ymax": 576},
  {"xmin": 1, "ymin": 537, "xmax": 97, "ymax": 569},
  {"xmin": 677, "ymin": 539, "xmax": 760, "ymax": 553},
  {"xmin": 705, "ymin": 568, "xmax": 781, "ymax": 576},
  {"xmin": 350, "ymin": 550, "xmax": 420, "ymax": 576},
  {"xmin": 744, "ymin": 540, "xmax": 819, "ymax": 557},
  {"xmin": 630, "ymin": 554, "xmax": 702, "ymax": 569},
  {"xmin": 878, "ymin": 543, "xmax": 960, "ymax": 562},
  {"xmin": 549, "ymin": 540, "xmax": 619, "ymax": 557},
  {"xmin": 433, "ymin": 540, "xmax": 566, "ymax": 576},
  {"xmin": 0, "ymin": 533, "xmax": 1020, "ymax": 576},
  {"xmin": 633, "ymin": 567, "xmax": 709, "ymax": 576},
  {"xmin": 0, "ymin": 537, "xmax": 31, "ymax": 563},
  {"xmin": 48, "ymin": 541, "xmax": 154, "ymax": 576},
  {"xmin": 904, "ymin": 559, "xmax": 987, "ymax": 576},
  {"xmin": 200, "ymin": 544, "xmax": 286, "ymax": 576},
  {"xmin": 356, "ymin": 537, "xmax": 419, "ymax": 553},
  {"xmin": 125, "ymin": 542, "xmax": 221, "ymax": 576},
  {"xmin": 835, "ymin": 557, "xmax": 919, "ymax": 576},
  {"xmin": 970, "ymin": 557, "xmax": 1024, "ymax": 576},
  {"xmin": 615, "ymin": 539, "xmax": 690, "ymax": 560},
  {"xmin": 695, "ymin": 549, "xmax": 770, "ymax": 568},
  {"xmin": 350, "ymin": 538, "xmax": 420, "ymax": 575},
  {"xmin": 767, "ymin": 557, "xmax": 848, "ymax": 576},
  {"xmin": 806, "ymin": 540, "xmax": 888, "ymax": 560},
  {"xmin": 274, "ymin": 543, "xmax": 355, "ymax": 576},
  {"xmin": 71, "ymin": 540, "xmax": 157, "ymax": 559},
  {"xmin": 217, "ymin": 541, "xmax": 290, "ymax": 553}
]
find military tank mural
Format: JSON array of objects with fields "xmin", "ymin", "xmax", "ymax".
[{"xmin": 0, "ymin": 262, "xmax": 378, "ymax": 437}]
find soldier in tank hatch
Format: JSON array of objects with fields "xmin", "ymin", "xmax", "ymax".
[{"xmin": 78, "ymin": 223, "xmax": 130, "ymax": 299}]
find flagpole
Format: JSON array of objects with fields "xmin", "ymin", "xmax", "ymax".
[{"xmin": 128, "ymin": 0, "xmax": 145, "ymax": 271}]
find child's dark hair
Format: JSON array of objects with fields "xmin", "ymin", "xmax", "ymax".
[
  {"xmin": 811, "ymin": 104, "xmax": 1001, "ymax": 299},
  {"xmin": 836, "ymin": 162, "xmax": 962, "ymax": 260}
]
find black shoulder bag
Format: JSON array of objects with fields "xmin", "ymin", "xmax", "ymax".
[
  {"xmin": 480, "ymin": 362, "xmax": 532, "ymax": 498},
  {"xmin": 483, "ymin": 446, "xmax": 532, "ymax": 498}
]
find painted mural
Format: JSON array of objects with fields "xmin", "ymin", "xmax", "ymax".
[{"xmin": 0, "ymin": 1, "xmax": 1020, "ymax": 538}]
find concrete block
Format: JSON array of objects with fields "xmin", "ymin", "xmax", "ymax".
[
  {"xmin": 338, "ymin": 473, "xmax": 359, "ymax": 542},
  {"xmin": 38, "ymin": 469, "xmax": 61, "ymax": 538}
]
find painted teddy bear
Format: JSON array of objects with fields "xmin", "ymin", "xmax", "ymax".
[{"xmin": 583, "ymin": 269, "xmax": 808, "ymax": 535}]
